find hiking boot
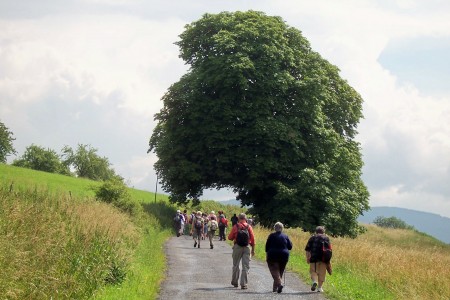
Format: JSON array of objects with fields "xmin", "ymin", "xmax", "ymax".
[
  {"xmin": 311, "ymin": 282, "xmax": 317, "ymax": 291},
  {"xmin": 241, "ymin": 286, "xmax": 248, "ymax": 290},
  {"xmin": 317, "ymin": 287, "xmax": 323, "ymax": 292},
  {"xmin": 277, "ymin": 285, "xmax": 283, "ymax": 293},
  {"xmin": 231, "ymin": 282, "xmax": 238, "ymax": 288},
  {"xmin": 194, "ymin": 241, "xmax": 197, "ymax": 248},
  {"xmin": 210, "ymin": 245, "xmax": 213, "ymax": 249}
]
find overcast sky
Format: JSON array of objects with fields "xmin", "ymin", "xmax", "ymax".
[{"xmin": 1, "ymin": 0, "xmax": 449, "ymax": 218}]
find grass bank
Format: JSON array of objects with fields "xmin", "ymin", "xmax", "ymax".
[{"xmin": 0, "ymin": 164, "xmax": 174, "ymax": 299}]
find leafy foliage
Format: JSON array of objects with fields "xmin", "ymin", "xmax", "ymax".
[
  {"xmin": 373, "ymin": 216, "xmax": 415, "ymax": 230},
  {"xmin": 12, "ymin": 144, "xmax": 71, "ymax": 175},
  {"xmin": 149, "ymin": 11, "xmax": 369, "ymax": 237},
  {"xmin": 94, "ymin": 178, "xmax": 142, "ymax": 216},
  {"xmin": 0, "ymin": 120, "xmax": 16, "ymax": 163},
  {"xmin": 62, "ymin": 144, "xmax": 118, "ymax": 181}
]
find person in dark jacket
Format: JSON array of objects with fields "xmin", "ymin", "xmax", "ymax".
[
  {"xmin": 265, "ymin": 222, "xmax": 293, "ymax": 293},
  {"xmin": 305, "ymin": 226, "xmax": 332, "ymax": 293}
]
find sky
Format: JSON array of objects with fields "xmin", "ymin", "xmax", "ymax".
[{"xmin": 1, "ymin": 0, "xmax": 449, "ymax": 218}]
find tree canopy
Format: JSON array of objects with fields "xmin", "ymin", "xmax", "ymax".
[
  {"xmin": 0, "ymin": 120, "xmax": 16, "ymax": 163},
  {"xmin": 62, "ymin": 144, "xmax": 118, "ymax": 181},
  {"xmin": 13, "ymin": 144, "xmax": 71, "ymax": 175},
  {"xmin": 149, "ymin": 11, "xmax": 369, "ymax": 237},
  {"xmin": 373, "ymin": 216, "xmax": 415, "ymax": 230}
]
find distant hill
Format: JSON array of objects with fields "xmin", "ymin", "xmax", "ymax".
[
  {"xmin": 358, "ymin": 207, "xmax": 450, "ymax": 244},
  {"xmin": 217, "ymin": 199, "xmax": 242, "ymax": 206}
]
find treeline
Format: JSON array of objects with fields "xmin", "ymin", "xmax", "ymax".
[{"xmin": 0, "ymin": 120, "xmax": 119, "ymax": 181}]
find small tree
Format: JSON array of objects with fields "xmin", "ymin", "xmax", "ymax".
[
  {"xmin": 0, "ymin": 121, "xmax": 16, "ymax": 163},
  {"xmin": 373, "ymin": 216, "xmax": 415, "ymax": 230},
  {"xmin": 12, "ymin": 144, "xmax": 71, "ymax": 175},
  {"xmin": 62, "ymin": 144, "xmax": 118, "ymax": 181}
]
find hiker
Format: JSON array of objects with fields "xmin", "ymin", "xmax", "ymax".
[
  {"xmin": 182, "ymin": 209, "xmax": 189, "ymax": 235},
  {"xmin": 209, "ymin": 210, "xmax": 217, "ymax": 220},
  {"xmin": 227, "ymin": 213, "xmax": 255, "ymax": 290},
  {"xmin": 190, "ymin": 211, "xmax": 204, "ymax": 248},
  {"xmin": 231, "ymin": 213, "xmax": 238, "ymax": 226},
  {"xmin": 189, "ymin": 211, "xmax": 196, "ymax": 235},
  {"xmin": 202, "ymin": 212, "xmax": 208, "ymax": 240},
  {"xmin": 305, "ymin": 226, "xmax": 332, "ymax": 293},
  {"xmin": 173, "ymin": 210, "xmax": 185, "ymax": 237},
  {"xmin": 207, "ymin": 215, "xmax": 219, "ymax": 249},
  {"xmin": 265, "ymin": 222, "xmax": 293, "ymax": 293},
  {"xmin": 218, "ymin": 212, "xmax": 228, "ymax": 241}
]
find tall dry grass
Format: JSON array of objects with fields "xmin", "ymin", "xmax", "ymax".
[
  {"xmin": 253, "ymin": 224, "xmax": 450, "ymax": 299},
  {"xmin": 0, "ymin": 186, "xmax": 139, "ymax": 299}
]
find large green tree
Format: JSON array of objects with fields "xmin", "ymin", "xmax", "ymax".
[
  {"xmin": 12, "ymin": 144, "xmax": 71, "ymax": 175},
  {"xmin": 0, "ymin": 120, "xmax": 16, "ymax": 163},
  {"xmin": 149, "ymin": 11, "xmax": 369, "ymax": 237},
  {"xmin": 62, "ymin": 144, "xmax": 118, "ymax": 181}
]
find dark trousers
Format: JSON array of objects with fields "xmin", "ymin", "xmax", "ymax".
[
  {"xmin": 219, "ymin": 226, "xmax": 226, "ymax": 240},
  {"xmin": 267, "ymin": 259, "xmax": 288, "ymax": 291}
]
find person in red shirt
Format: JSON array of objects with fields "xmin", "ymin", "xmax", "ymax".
[{"xmin": 227, "ymin": 213, "xmax": 255, "ymax": 290}]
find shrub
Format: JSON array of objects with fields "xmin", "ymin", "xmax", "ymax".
[{"xmin": 94, "ymin": 178, "xmax": 142, "ymax": 216}]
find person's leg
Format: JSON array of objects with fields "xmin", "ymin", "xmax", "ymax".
[
  {"xmin": 231, "ymin": 245, "xmax": 242, "ymax": 287},
  {"xmin": 317, "ymin": 262, "xmax": 327, "ymax": 291},
  {"xmin": 310, "ymin": 262, "xmax": 318, "ymax": 291},
  {"xmin": 196, "ymin": 229, "xmax": 201, "ymax": 247},
  {"xmin": 279, "ymin": 260, "xmax": 287, "ymax": 281},
  {"xmin": 240, "ymin": 246, "xmax": 251, "ymax": 288},
  {"xmin": 267, "ymin": 260, "xmax": 281, "ymax": 292},
  {"xmin": 208, "ymin": 231, "xmax": 214, "ymax": 249},
  {"xmin": 219, "ymin": 227, "xmax": 224, "ymax": 240}
]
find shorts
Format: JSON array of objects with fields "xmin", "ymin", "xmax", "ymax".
[{"xmin": 309, "ymin": 261, "xmax": 327, "ymax": 282}]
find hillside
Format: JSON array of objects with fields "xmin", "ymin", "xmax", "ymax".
[{"xmin": 358, "ymin": 206, "xmax": 450, "ymax": 244}]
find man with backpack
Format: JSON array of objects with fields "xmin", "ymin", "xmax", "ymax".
[
  {"xmin": 190, "ymin": 211, "xmax": 204, "ymax": 248},
  {"xmin": 227, "ymin": 213, "xmax": 255, "ymax": 290},
  {"xmin": 218, "ymin": 212, "xmax": 228, "ymax": 241},
  {"xmin": 207, "ymin": 215, "xmax": 219, "ymax": 249},
  {"xmin": 173, "ymin": 210, "xmax": 185, "ymax": 237},
  {"xmin": 305, "ymin": 226, "xmax": 332, "ymax": 293}
]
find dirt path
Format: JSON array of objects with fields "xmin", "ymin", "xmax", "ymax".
[{"xmin": 158, "ymin": 234, "xmax": 327, "ymax": 299}]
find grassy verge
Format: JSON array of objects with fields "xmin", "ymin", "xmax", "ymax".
[
  {"xmin": 0, "ymin": 185, "xmax": 138, "ymax": 299},
  {"xmin": 252, "ymin": 225, "xmax": 450, "ymax": 299},
  {"xmin": 0, "ymin": 164, "xmax": 174, "ymax": 300}
]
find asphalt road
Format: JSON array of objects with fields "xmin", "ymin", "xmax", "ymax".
[{"xmin": 158, "ymin": 234, "xmax": 327, "ymax": 299}]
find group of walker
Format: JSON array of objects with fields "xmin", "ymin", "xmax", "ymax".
[{"xmin": 174, "ymin": 210, "xmax": 332, "ymax": 294}]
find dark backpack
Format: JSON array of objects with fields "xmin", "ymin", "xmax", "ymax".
[
  {"xmin": 235, "ymin": 224, "xmax": 249, "ymax": 246},
  {"xmin": 321, "ymin": 239, "xmax": 332, "ymax": 263},
  {"xmin": 310, "ymin": 235, "xmax": 332, "ymax": 263},
  {"xmin": 194, "ymin": 217, "xmax": 203, "ymax": 229}
]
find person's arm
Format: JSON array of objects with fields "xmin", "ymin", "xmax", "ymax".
[
  {"xmin": 305, "ymin": 239, "xmax": 311, "ymax": 263},
  {"xmin": 287, "ymin": 236, "xmax": 293, "ymax": 251},
  {"xmin": 305, "ymin": 251, "xmax": 311, "ymax": 263},
  {"xmin": 227, "ymin": 224, "xmax": 237, "ymax": 241},
  {"xmin": 248, "ymin": 225, "xmax": 255, "ymax": 257}
]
